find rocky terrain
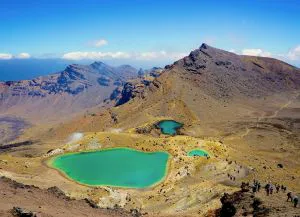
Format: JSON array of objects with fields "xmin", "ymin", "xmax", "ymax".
[
  {"xmin": 0, "ymin": 176, "xmax": 133, "ymax": 217},
  {"xmin": 0, "ymin": 117, "xmax": 29, "ymax": 145},
  {"xmin": 0, "ymin": 44, "xmax": 299, "ymax": 216},
  {"xmin": 211, "ymin": 187, "xmax": 300, "ymax": 217},
  {"xmin": 105, "ymin": 67, "xmax": 164, "ymax": 106}
]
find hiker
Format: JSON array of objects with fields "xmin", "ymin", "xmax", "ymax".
[
  {"xmin": 257, "ymin": 182, "xmax": 261, "ymax": 192},
  {"xmin": 276, "ymin": 185, "xmax": 280, "ymax": 193},
  {"xmin": 287, "ymin": 192, "xmax": 293, "ymax": 202},
  {"xmin": 265, "ymin": 183, "xmax": 270, "ymax": 196},
  {"xmin": 293, "ymin": 196, "xmax": 298, "ymax": 208},
  {"xmin": 283, "ymin": 186, "xmax": 287, "ymax": 193},
  {"xmin": 270, "ymin": 184, "xmax": 274, "ymax": 195}
]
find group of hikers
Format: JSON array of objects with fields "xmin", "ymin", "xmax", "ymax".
[
  {"xmin": 264, "ymin": 182, "xmax": 286, "ymax": 195},
  {"xmin": 263, "ymin": 181, "xmax": 298, "ymax": 208},
  {"xmin": 241, "ymin": 179, "xmax": 299, "ymax": 208}
]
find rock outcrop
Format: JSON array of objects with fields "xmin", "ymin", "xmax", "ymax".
[
  {"xmin": 0, "ymin": 176, "xmax": 131, "ymax": 217},
  {"xmin": 114, "ymin": 67, "xmax": 164, "ymax": 106}
]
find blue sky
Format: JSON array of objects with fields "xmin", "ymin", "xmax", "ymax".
[{"xmin": 0, "ymin": 0, "xmax": 300, "ymax": 67}]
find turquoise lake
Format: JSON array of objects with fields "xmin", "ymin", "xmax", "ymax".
[
  {"xmin": 157, "ymin": 120, "xmax": 183, "ymax": 135},
  {"xmin": 188, "ymin": 149, "xmax": 209, "ymax": 157},
  {"xmin": 50, "ymin": 148, "xmax": 169, "ymax": 188}
]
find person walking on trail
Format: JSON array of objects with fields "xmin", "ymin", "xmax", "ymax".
[
  {"xmin": 283, "ymin": 186, "xmax": 287, "ymax": 193},
  {"xmin": 287, "ymin": 192, "xmax": 293, "ymax": 202},
  {"xmin": 257, "ymin": 182, "xmax": 261, "ymax": 192},
  {"xmin": 252, "ymin": 184, "xmax": 257, "ymax": 194},
  {"xmin": 265, "ymin": 183, "xmax": 270, "ymax": 196},
  {"xmin": 270, "ymin": 184, "xmax": 274, "ymax": 195},
  {"xmin": 293, "ymin": 195, "xmax": 299, "ymax": 208}
]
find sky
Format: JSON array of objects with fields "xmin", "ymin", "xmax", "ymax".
[{"xmin": 0, "ymin": 0, "xmax": 300, "ymax": 68}]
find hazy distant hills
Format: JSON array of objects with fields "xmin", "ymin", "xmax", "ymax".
[
  {"xmin": 0, "ymin": 59, "xmax": 166, "ymax": 82},
  {"xmin": 0, "ymin": 62, "xmax": 139, "ymax": 122}
]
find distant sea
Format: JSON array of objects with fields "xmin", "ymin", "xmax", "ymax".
[{"xmin": 0, "ymin": 59, "xmax": 73, "ymax": 81}]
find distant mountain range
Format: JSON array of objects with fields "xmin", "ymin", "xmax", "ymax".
[
  {"xmin": 0, "ymin": 62, "xmax": 140, "ymax": 121},
  {"xmin": 0, "ymin": 59, "xmax": 166, "ymax": 82},
  {"xmin": 0, "ymin": 60, "xmax": 165, "ymax": 124}
]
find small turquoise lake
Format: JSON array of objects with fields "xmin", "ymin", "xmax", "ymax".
[
  {"xmin": 157, "ymin": 120, "xmax": 183, "ymax": 135},
  {"xmin": 50, "ymin": 148, "xmax": 169, "ymax": 188},
  {"xmin": 188, "ymin": 149, "xmax": 209, "ymax": 157}
]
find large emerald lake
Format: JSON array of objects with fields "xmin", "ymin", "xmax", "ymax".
[
  {"xmin": 157, "ymin": 120, "xmax": 183, "ymax": 135},
  {"xmin": 50, "ymin": 148, "xmax": 169, "ymax": 188}
]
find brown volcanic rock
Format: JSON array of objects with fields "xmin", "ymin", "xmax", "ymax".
[
  {"xmin": 174, "ymin": 43, "xmax": 300, "ymax": 99},
  {"xmin": 0, "ymin": 176, "xmax": 131, "ymax": 217},
  {"xmin": 114, "ymin": 67, "xmax": 163, "ymax": 106},
  {"xmin": 113, "ymin": 44, "xmax": 299, "ymax": 114}
]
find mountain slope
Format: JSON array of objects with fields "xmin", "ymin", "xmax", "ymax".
[
  {"xmin": 96, "ymin": 43, "xmax": 299, "ymax": 130},
  {"xmin": 51, "ymin": 44, "xmax": 300, "ymax": 132},
  {"xmin": 174, "ymin": 43, "xmax": 299, "ymax": 98},
  {"xmin": 0, "ymin": 62, "xmax": 138, "ymax": 123}
]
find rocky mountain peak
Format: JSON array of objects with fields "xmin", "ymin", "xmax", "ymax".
[
  {"xmin": 90, "ymin": 61, "xmax": 111, "ymax": 71},
  {"xmin": 90, "ymin": 61, "xmax": 106, "ymax": 66},
  {"xmin": 200, "ymin": 43, "xmax": 209, "ymax": 50}
]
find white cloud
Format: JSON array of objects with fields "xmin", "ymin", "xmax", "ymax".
[
  {"xmin": 230, "ymin": 46, "xmax": 300, "ymax": 66},
  {"xmin": 62, "ymin": 51, "xmax": 131, "ymax": 60},
  {"xmin": 136, "ymin": 51, "xmax": 187, "ymax": 61},
  {"xmin": 62, "ymin": 50, "xmax": 187, "ymax": 61},
  {"xmin": 16, "ymin": 52, "xmax": 31, "ymax": 59},
  {"xmin": 0, "ymin": 53, "xmax": 13, "ymax": 60},
  {"xmin": 93, "ymin": 39, "xmax": 108, "ymax": 47},
  {"xmin": 287, "ymin": 45, "xmax": 300, "ymax": 61},
  {"xmin": 0, "ymin": 52, "xmax": 31, "ymax": 60},
  {"xmin": 242, "ymin": 49, "xmax": 272, "ymax": 57}
]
